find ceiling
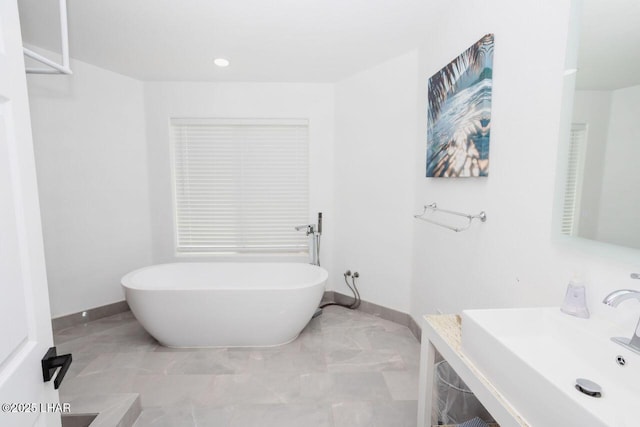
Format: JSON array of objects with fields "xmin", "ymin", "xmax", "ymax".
[
  {"xmin": 18, "ymin": 0, "xmax": 433, "ymax": 82},
  {"xmin": 18, "ymin": 1, "xmax": 639, "ymax": 87},
  {"xmin": 576, "ymin": 0, "xmax": 640, "ymax": 90}
]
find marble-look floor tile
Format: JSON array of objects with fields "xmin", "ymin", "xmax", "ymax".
[
  {"xmin": 56, "ymin": 326, "xmax": 158, "ymax": 355},
  {"xmin": 332, "ymin": 400, "xmax": 418, "ymax": 427},
  {"xmin": 55, "ymin": 336, "xmax": 99, "ymax": 355},
  {"xmin": 326, "ymin": 348, "xmax": 406, "ymax": 373},
  {"xmin": 205, "ymin": 373, "xmax": 302, "ymax": 406},
  {"xmin": 319, "ymin": 308, "xmax": 382, "ymax": 329},
  {"xmin": 382, "ymin": 370, "xmax": 419, "ymax": 400},
  {"xmin": 366, "ymin": 327, "xmax": 421, "ymax": 351},
  {"xmin": 229, "ymin": 403, "xmax": 333, "ymax": 427},
  {"xmin": 54, "ymin": 311, "xmax": 136, "ymax": 344},
  {"xmin": 132, "ymin": 405, "xmax": 234, "ymax": 427},
  {"xmin": 299, "ymin": 372, "xmax": 392, "ymax": 403},
  {"xmin": 60, "ymin": 351, "xmax": 99, "ymax": 381},
  {"xmin": 320, "ymin": 307, "xmax": 408, "ymax": 333},
  {"xmin": 132, "ymin": 406, "xmax": 199, "ymax": 427},
  {"xmin": 248, "ymin": 348, "xmax": 327, "ymax": 374},
  {"xmin": 166, "ymin": 350, "xmax": 253, "ymax": 375},
  {"xmin": 60, "ymin": 371, "xmax": 134, "ymax": 400},
  {"xmin": 55, "ymin": 306, "xmax": 421, "ymax": 426},
  {"xmin": 321, "ymin": 326, "xmax": 372, "ymax": 351},
  {"xmin": 289, "ymin": 324, "xmax": 325, "ymax": 352},
  {"xmin": 132, "ymin": 403, "xmax": 333, "ymax": 427},
  {"xmin": 129, "ymin": 375, "xmax": 214, "ymax": 408},
  {"xmin": 78, "ymin": 352, "xmax": 186, "ymax": 377}
]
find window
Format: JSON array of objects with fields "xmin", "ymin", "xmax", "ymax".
[
  {"xmin": 561, "ymin": 123, "xmax": 588, "ymax": 236},
  {"xmin": 170, "ymin": 118, "xmax": 309, "ymax": 254}
]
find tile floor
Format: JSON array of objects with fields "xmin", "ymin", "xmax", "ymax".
[{"xmin": 54, "ymin": 306, "xmax": 420, "ymax": 427}]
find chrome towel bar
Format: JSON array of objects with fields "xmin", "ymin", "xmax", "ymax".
[{"xmin": 414, "ymin": 202, "xmax": 486, "ymax": 232}]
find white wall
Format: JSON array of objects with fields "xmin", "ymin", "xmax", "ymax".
[
  {"xmin": 26, "ymin": 0, "xmax": 640, "ymax": 324},
  {"xmin": 572, "ymin": 90, "xmax": 611, "ymax": 239},
  {"xmin": 597, "ymin": 85, "xmax": 640, "ymax": 247},
  {"xmin": 27, "ymin": 55, "xmax": 153, "ymax": 318},
  {"xmin": 143, "ymin": 82, "xmax": 335, "ymax": 279},
  {"xmin": 409, "ymin": 0, "xmax": 640, "ymax": 320},
  {"xmin": 332, "ymin": 51, "xmax": 418, "ymax": 313}
]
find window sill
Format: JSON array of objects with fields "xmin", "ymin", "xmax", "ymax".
[{"xmin": 173, "ymin": 252, "xmax": 310, "ymax": 263}]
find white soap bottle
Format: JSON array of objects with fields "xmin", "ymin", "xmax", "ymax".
[{"xmin": 560, "ymin": 277, "xmax": 590, "ymax": 319}]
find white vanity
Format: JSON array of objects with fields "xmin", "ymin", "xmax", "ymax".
[
  {"xmin": 417, "ymin": 314, "xmax": 528, "ymax": 427},
  {"xmin": 417, "ymin": 309, "xmax": 639, "ymax": 426}
]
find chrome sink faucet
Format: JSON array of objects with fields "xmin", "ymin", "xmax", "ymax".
[{"xmin": 603, "ymin": 287, "xmax": 640, "ymax": 355}]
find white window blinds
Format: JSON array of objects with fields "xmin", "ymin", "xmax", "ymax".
[
  {"xmin": 171, "ymin": 118, "xmax": 309, "ymax": 254},
  {"xmin": 561, "ymin": 123, "xmax": 587, "ymax": 236}
]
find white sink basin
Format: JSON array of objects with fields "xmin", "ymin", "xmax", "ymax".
[{"xmin": 462, "ymin": 308, "xmax": 640, "ymax": 427}]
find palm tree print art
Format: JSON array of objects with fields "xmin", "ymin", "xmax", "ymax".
[{"xmin": 427, "ymin": 34, "xmax": 494, "ymax": 177}]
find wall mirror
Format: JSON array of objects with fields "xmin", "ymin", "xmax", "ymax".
[{"xmin": 558, "ymin": 0, "xmax": 640, "ymax": 250}]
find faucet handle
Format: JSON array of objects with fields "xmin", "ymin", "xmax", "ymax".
[
  {"xmin": 631, "ymin": 273, "xmax": 640, "ymax": 280},
  {"xmin": 294, "ymin": 224, "xmax": 315, "ymax": 235}
]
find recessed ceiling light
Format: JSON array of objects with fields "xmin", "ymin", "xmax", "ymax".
[{"xmin": 214, "ymin": 58, "xmax": 230, "ymax": 67}]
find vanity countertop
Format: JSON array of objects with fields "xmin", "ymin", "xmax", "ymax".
[{"xmin": 424, "ymin": 314, "xmax": 463, "ymax": 352}]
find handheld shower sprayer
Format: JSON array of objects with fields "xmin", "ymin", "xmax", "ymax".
[{"xmin": 313, "ymin": 212, "xmax": 322, "ymax": 266}]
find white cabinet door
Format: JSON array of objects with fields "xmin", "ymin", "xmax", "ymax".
[{"xmin": 0, "ymin": 1, "xmax": 60, "ymax": 426}]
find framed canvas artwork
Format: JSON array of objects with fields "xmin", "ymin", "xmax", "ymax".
[{"xmin": 427, "ymin": 33, "xmax": 494, "ymax": 177}]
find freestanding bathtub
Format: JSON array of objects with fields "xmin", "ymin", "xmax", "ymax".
[{"xmin": 121, "ymin": 262, "xmax": 327, "ymax": 348}]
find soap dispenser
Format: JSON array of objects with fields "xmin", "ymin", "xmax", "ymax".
[{"xmin": 560, "ymin": 277, "xmax": 590, "ymax": 319}]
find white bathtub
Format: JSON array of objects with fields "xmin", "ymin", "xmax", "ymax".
[{"xmin": 121, "ymin": 262, "xmax": 327, "ymax": 348}]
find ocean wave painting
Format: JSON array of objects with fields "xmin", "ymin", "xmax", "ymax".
[{"xmin": 427, "ymin": 34, "xmax": 494, "ymax": 178}]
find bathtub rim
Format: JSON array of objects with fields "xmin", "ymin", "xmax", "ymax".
[{"xmin": 121, "ymin": 262, "xmax": 329, "ymax": 291}]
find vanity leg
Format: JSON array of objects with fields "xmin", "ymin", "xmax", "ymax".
[{"xmin": 417, "ymin": 336, "xmax": 436, "ymax": 427}]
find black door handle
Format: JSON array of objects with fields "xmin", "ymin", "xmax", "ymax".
[{"xmin": 42, "ymin": 347, "xmax": 72, "ymax": 389}]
